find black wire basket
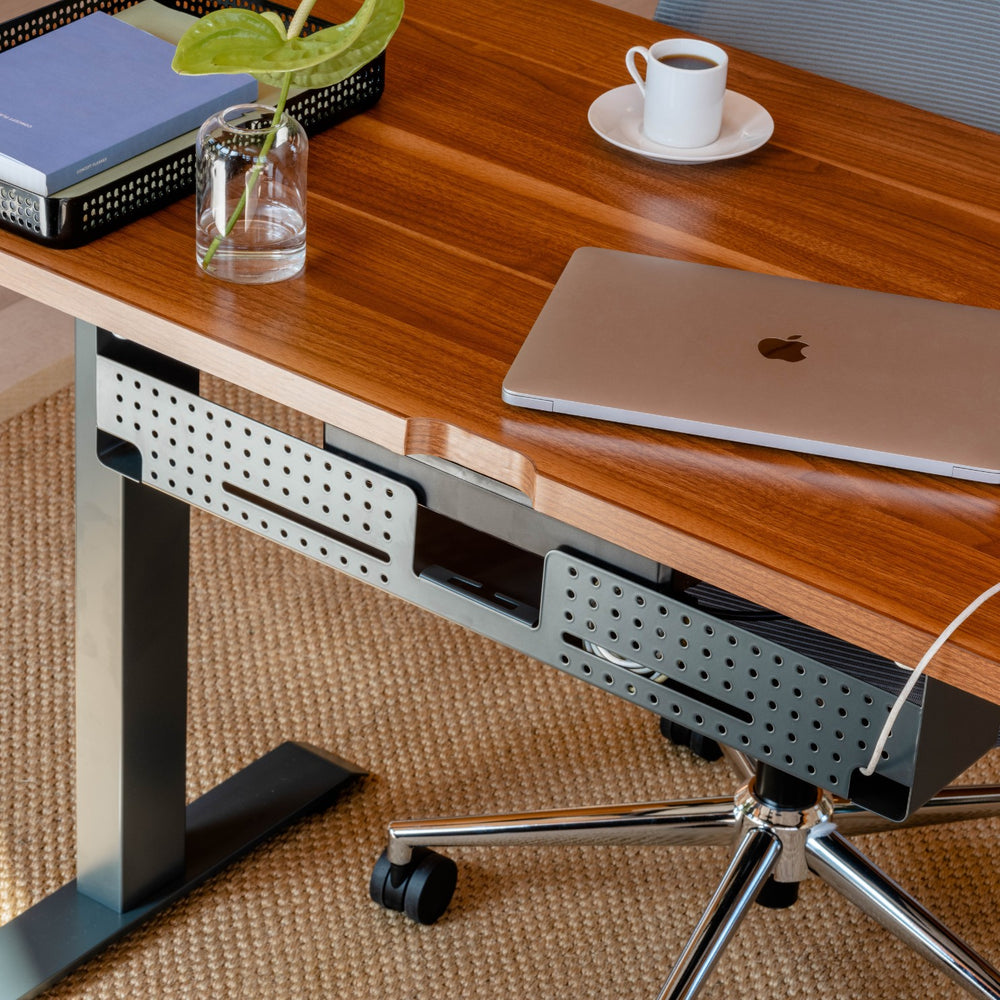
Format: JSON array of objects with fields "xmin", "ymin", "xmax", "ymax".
[{"xmin": 0, "ymin": 0, "xmax": 386, "ymax": 247}]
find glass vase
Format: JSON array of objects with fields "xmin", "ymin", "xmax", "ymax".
[{"xmin": 195, "ymin": 104, "xmax": 308, "ymax": 284}]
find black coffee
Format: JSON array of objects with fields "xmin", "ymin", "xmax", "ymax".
[{"xmin": 656, "ymin": 53, "xmax": 717, "ymax": 70}]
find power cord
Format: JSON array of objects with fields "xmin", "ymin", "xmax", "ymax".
[{"xmin": 860, "ymin": 580, "xmax": 1000, "ymax": 776}]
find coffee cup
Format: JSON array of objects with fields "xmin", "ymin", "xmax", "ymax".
[{"xmin": 625, "ymin": 38, "xmax": 728, "ymax": 148}]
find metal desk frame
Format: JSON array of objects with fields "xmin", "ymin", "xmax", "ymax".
[{"xmin": 2, "ymin": 324, "xmax": 1000, "ymax": 999}]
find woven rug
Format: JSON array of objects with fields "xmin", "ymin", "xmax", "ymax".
[{"xmin": 1, "ymin": 382, "xmax": 999, "ymax": 1000}]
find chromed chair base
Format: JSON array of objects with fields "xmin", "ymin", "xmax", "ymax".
[{"xmin": 380, "ymin": 748, "xmax": 1000, "ymax": 1000}]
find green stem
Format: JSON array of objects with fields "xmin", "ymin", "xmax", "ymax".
[
  {"xmin": 201, "ymin": 71, "xmax": 294, "ymax": 270},
  {"xmin": 286, "ymin": 0, "xmax": 320, "ymax": 41}
]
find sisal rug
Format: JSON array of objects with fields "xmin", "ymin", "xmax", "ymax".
[{"xmin": 1, "ymin": 382, "xmax": 999, "ymax": 1000}]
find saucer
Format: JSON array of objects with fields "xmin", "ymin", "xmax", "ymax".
[{"xmin": 588, "ymin": 85, "xmax": 774, "ymax": 164}]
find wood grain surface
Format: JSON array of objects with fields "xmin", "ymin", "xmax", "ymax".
[{"xmin": 2, "ymin": 0, "xmax": 1000, "ymax": 701}]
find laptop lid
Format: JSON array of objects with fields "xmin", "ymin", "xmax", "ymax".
[{"xmin": 502, "ymin": 248, "xmax": 1000, "ymax": 483}]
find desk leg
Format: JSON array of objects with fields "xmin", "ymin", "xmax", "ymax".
[
  {"xmin": 0, "ymin": 324, "xmax": 363, "ymax": 1000},
  {"xmin": 74, "ymin": 325, "xmax": 191, "ymax": 911}
]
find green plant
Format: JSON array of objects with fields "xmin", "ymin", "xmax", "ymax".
[{"xmin": 172, "ymin": 0, "xmax": 404, "ymax": 269}]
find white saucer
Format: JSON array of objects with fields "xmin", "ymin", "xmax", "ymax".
[{"xmin": 588, "ymin": 85, "xmax": 774, "ymax": 164}]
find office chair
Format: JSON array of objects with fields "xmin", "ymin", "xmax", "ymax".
[
  {"xmin": 372, "ymin": 11, "xmax": 1000, "ymax": 994},
  {"xmin": 371, "ymin": 571, "xmax": 1000, "ymax": 999},
  {"xmin": 652, "ymin": 0, "xmax": 1000, "ymax": 134}
]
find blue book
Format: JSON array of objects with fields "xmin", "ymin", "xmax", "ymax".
[{"xmin": 0, "ymin": 11, "xmax": 256, "ymax": 196}]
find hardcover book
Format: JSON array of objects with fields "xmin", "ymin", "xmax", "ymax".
[{"xmin": 0, "ymin": 10, "xmax": 256, "ymax": 196}]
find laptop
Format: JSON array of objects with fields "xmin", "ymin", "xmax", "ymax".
[{"xmin": 502, "ymin": 248, "xmax": 1000, "ymax": 483}]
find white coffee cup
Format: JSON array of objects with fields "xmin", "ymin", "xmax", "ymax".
[{"xmin": 625, "ymin": 38, "xmax": 728, "ymax": 148}]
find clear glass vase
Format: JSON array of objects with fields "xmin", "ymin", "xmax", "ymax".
[{"xmin": 195, "ymin": 104, "xmax": 308, "ymax": 284}]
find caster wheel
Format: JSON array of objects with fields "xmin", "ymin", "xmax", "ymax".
[
  {"xmin": 756, "ymin": 875, "xmax": 800, "ymax": 909},
  {"xmin": 370, "ymin": 846, "xmax": 458, "ymax": 925},
  {"xmin": 659, "ymin": 717, "xmax": 723, "ymax": 762}
]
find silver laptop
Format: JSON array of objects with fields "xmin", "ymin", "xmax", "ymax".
[{"xmin": 502, "ymin": 248, "xmax": 1000, "ymax": 484}]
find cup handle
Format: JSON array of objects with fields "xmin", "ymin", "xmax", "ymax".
[{"xmin": 625, "ymin": 45, "xmax": 650, "ymax": 95}]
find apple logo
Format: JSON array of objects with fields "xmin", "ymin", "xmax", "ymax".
[{"xmin": 757, "ymin": 333, "xmax": 808, "ymax": 362}]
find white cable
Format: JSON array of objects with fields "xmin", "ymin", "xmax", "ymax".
[{"xmin": 860, "ymin": 580, "xmax": 1000, "ymax": 777}]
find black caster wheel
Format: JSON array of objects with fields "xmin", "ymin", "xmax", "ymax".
[
  {"xmin": 659, "ymin": 717, "xmax": 723, "ymax": 762},
  {"xmin": 755, "ymin": 875, "xmax": 800, "ymax": 910},
  {"xmin": 369, "ymin": 846, "xmax": 458, "ymax": 925}
]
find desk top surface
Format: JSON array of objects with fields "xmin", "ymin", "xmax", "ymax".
[{"xmin": 3, "ymin": 0, "xmax": 1000, "ymax": 701}]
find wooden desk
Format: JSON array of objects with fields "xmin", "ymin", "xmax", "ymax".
[
  {"xmin": 3, "ymin": 0, "xmax": 1000, "ymax": 702},
  {"xmin": 1, "ymin": 0, "xmax": 1000, "ymax": 993}
]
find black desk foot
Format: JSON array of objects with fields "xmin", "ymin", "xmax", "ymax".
[{"xmin": 0, "ymin": 741, "xmax": 363, "ymax": 1000}]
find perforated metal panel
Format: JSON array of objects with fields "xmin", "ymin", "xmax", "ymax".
[
  {"xmin": 538, "ymin": 551, "xmax": 920, "ymax": 796},
  {"xmin": 93, "ymin": 349, "xmax": 1000, "ymax": 821},
  {"xmin": 97, "ymin": 357, "xmax": 417, "ymax": 594}
]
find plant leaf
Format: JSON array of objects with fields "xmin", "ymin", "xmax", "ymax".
[
  {"xmin": 172, "ymin": 0, "xmax": 381, "ymax": 78},
  {"xmin": 259, "ymin": 11, "xmax": 286, "ymax": 35},
  {"xmin": 172, "ymin": 9, "xmax": 284, "ymax": 75},
  {"xmin": 255, "ymin": 0, "xmax": 404, "ymax": 88}
]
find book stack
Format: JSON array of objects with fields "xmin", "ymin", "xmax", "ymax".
[{"xmin": 0, "ymin": 7, "xmax": 256, "ymax": 197}]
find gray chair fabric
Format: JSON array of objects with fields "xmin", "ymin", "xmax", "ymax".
[{"xmin": 653, "ymin": 0, "xmax": 1000, "ymax": 134}]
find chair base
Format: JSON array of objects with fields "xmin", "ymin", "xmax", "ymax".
[{"xmin": 372, "ymin": 751, "xmax": 1000, "ymax": 1000}]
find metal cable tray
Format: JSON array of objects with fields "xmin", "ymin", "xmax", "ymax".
[{"xmin": 95, "ymin": 339, "xmax": 1000, "ymax": 824}]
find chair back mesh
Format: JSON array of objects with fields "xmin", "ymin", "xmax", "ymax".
[{"xmin": 653, "ymin": 0, "xmax": 1000, "ymax": 133}]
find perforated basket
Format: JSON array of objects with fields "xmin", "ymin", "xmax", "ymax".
[{"xmin": 0, "ymin": 0, "xmax": 386, "ymax": 247}]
